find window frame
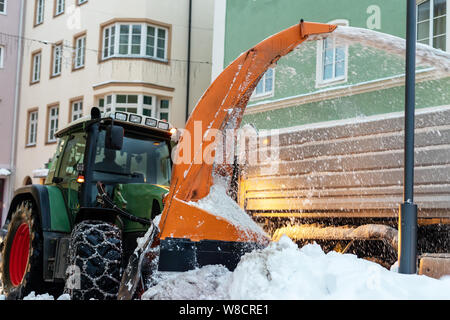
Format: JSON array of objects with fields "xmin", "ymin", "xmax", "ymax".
[
  {"xmin": 26, "ymin": 108, "xmax": 39, "ymax": 147},
  {"xmin": 30, "ymin": 49, "xmax": 42, "ymax": 85},
  {"xmin": 100, "ymin": 19, "xmax": 170, "ymax": 63},
  {"xmin": 0, "ymin": 0, "xmax": 7, "ymax": 15},
  {"xmin": 69, "ymin": 97, "xmax": 84, "ymax": 122},
  {"xmin": 157, "ymin": 98, "xmax": 170, "ymax": 122},
  {"xmin": 34, "ymin": 0, "xmax": 45, "ymax": 26},
  {"xmin": 46, "ymin": 104, "xmax": 59, "ymax": 144},
  {"xmin": 315, "ymin": 19, "xmax": 349, "ymax": 88},
  {"xmin": 54, "ymin": 0, "xmax": 65, "ymax": 17},
  {"xmin": 0, "ymin": 45, "xmax": 4, "ymax": 68},
  {"xmin": 50, "ymin": 41, "xmax": 63, "ymax": 78},
  {"xmin": 73, "ymin": 32, "xmax": 86, "ymax": 70},
  {"xmin": 417, "ymin": 0, "xmax": 448, "ymax": 52},
  {"xmin": 251, "ymin": 68, "xmax": 275, "ymax": 100},
  {"xmin": 76, "ymin": 0, "xmax": 88, "ymax": 6}
]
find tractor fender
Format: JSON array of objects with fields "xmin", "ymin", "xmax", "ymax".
[
  {"xmin": 4, "ymin": 185, "xmax": 73, "ymax": 283},
  {"xmin": 6, "ymin": 185, "xmax": 71, "ymax": 233}
]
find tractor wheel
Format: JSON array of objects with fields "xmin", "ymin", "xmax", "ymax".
[
  {"xmin": 64, "ymin": 220, "xmax": 122, "ymax": 300},
  {"xmin": 1, "ymin": 200, "xmax": 46, "ymax": 299}
]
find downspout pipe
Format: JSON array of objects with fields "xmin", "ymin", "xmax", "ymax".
[
  {"xmin": 7, "ymin": 0, "xmax": 25, "ymax": 225},
  {"xmin": 398, "ymin": 0, "xmax": 418, "ymax": 275},
  {"xmin": 185, "ymin": 0, "xmax": 192, "ymax": 122}
]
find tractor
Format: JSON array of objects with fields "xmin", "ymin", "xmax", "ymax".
[
  {"xmin": 1, "ymin": 21, "xmax": 359, "ymax": 300},
  {"xmin": 1, "ymin": 108, "xmax": 175, "ymax": 299}
]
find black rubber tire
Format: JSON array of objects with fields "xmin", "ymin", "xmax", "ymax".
[
  {"xmin": 64, "ymin": 220, "xmax": 122, "ymax": 300},
  {"xmin": 1, "ymin": 200, "xmax": 46, "ymax": 300}
]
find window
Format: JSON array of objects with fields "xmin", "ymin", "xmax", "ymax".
[
  {"xmin": 316, "ymin": 20, "xmax": 349, "ymax": 87},
  {"xmin": 102, "ymin": 22, "xmax": 169, "ymax": 61},
  {"xmin": 51, "ymin": 43, "xmax": 63, "ymax": 77},
  {"xmin": 417, "ymin": 0, "xmax": 447, "ymax": 51},
  {"xmin": 74, "ymin": 34, "xmax": 86, "ymax": 69},
  {"xmin": 77, "ymin": 0, "xmax": 87, "ymax": 5},
  {"xmin": 58, "ymin": 132, "xmax": 85, "ymax": 183},
  {"xmin": 143, "ymin": 95, "xmax": 154, "ymax": 116},
  {"xmin": 103, "ymin": 25, "xmax": 116, "ymax": 59},
  {"xmin": 100, "ymin": 95, "xmax": 113, "ymax": 113},
  {"xmin": 158, "ymin": 99, "xmax": 170, "ymax": 121},
  {"xmin": 0, "ymin": 0, "xmax": 7, "ymax": 14},
  {"xmin": 116, "ymin": 94, "xmax": 138, "ymax": 114},
  {"xmin": 0, "ymin": 46, "xmax": 4, "ymax": 68},
  {"xmin": 47, "ymin": 105, "xmax": 59, "ymax": 143},
  {"xmin": 31, "ymin": 50, "xmax": 41, "ymax": 84},
  {"xmin": 27, "ymin": 110, "xmax": 38, "ymax": 146},
  {"xmin": 98, "ymin": 93, "xmax": 163, "ymax": 117},
  {"xmin": 251, "ymin": 68, "xmax": 275, "ymax": 99},
  {"xmin": 119, "ymin": 24, "xmax": 142, "ymax": 55},
  {"xmin": 35, "ymin": 0, "xmax": 44, "ymax": 26},
  {"xmin": 71, "ymin": 100, "xmax": 83, "ymax": 122},
  {"xmin": 55, "ymin": 0, "xmax": 65, "ymax": 16},
  {"xmin": 147, "ymin": 26, "xmax": 167, "ymax": 60},
  {"xmin": 57, "ymin": 132, "xmax": 86, "ymax": 209}
]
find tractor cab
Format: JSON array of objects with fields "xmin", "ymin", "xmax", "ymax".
[{"xmin": 45, "ymin": 108, "xmax": 175, "ymax": 230}]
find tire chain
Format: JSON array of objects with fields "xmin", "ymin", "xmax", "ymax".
[{"xmin": 64, "ymin": 220, "xmax": 123, "ymax": 300}]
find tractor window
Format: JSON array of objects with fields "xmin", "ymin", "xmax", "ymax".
[
  {"xmin": 45, "ymin": 136, "xmax": 68, "ymax": 185},
  {"xmin": 93, "ymin": 130, "xmax": 171, "ymax": 186},
  {"xmin": 58, "ymin": 132, "xmax": 86, "ymax": 182}
]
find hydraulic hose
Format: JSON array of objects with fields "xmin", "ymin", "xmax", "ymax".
[{"xmin": 96, "ymin": 182, "xmax": 153, "ymax": 226}]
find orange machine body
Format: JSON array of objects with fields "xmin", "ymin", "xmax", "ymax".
[{"xmin": 156, "ymin": 21, "xmax": 337, "ymax": 271}]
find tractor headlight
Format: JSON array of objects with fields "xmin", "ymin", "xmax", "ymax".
[
  {"xmin": 115, "ymin": 112, "xmax": 128, "ymax": 121},
  {"xmin": 129, "ymin": 114, "xmax": 142, "ymax": 124},
  {"xmin": 145, "ymin": 118, "xmax": 157, "ymax": 127},
  {"xmin": 158, "ymin": 121, "xmax": 170, "ymax": 130}
]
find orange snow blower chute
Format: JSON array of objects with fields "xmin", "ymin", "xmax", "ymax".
[{"xmin": 157, "ymin": 21, "xmax": 337, "ymax": 271}]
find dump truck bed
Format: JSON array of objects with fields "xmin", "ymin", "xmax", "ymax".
[{"xmin": 239, "ymin": 105, "xmax": 450, "ymax": 221}]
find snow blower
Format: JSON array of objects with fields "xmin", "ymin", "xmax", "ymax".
[{"xmin": 118, "ymin": 20, "xmax": 337, "ymax": 299}]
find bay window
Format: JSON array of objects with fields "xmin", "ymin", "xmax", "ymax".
[
  {"xmin": 102, "ymin": 21, "xmax": 169, "ymax": 61},
  {"xmin": 97, "ymin": 93, "xmax": 169, "ymax": 121}
]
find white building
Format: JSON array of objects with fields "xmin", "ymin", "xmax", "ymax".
[{"xmin": 14, "ymin": 0, "xmax": 214, "ymax": 194}]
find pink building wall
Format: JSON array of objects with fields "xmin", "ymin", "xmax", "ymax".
[{"xmin": 0, "ymin": 0, "xmax": 23, "ymax": 225}]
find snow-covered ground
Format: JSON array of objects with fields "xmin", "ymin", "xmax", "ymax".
[
  {"xmin": 1, "ymin": 236, "xmax": 450, "ymax": 300},
  {"xmin": 142, "ymin": 236, "xmax": 450, "ymax": 300}
]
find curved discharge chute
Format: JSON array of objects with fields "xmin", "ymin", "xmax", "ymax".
[{"xmin": 157, "ymin": 21, "xmax": 337, "ymax": 271}]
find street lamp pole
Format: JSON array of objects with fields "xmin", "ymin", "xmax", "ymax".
[{"xmin": 398, "ymin": 0, "xmax": 418, "ymax": 274}]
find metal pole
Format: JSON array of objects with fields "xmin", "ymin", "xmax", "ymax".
[
  {"xmin": 398, "ymin": 0, "xmax": 418, "ymax": 274},
  {"xmin": 185, "ymin": 0, "xmax": 192, "ymax": 122}
]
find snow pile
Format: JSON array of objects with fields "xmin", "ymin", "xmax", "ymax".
[
  {"xmin": 0, "ymin": 292, "xmax": 70, "ymax": 300},
  {"xmin": 142, "ymin": 265, "xmax": 231, "ymax": 300},
  {"xmin": 188, "ymin": 181, "xmax": 266, "ymax": 239},
  {"xmin": 143, "ymin": 236, "xmax": 450, "ymax": 300},
  {"xmin": 22, "ymin": 292, "xmax": 70, "ymax": 300}
]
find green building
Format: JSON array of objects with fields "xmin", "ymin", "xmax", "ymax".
[{"xmin": 211, "ymin": 0, "xmax": 450, "ymax": 130}]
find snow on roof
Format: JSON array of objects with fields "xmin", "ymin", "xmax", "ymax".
[
  {"xmin": 32, "ymin": 168, "xmax": 49, "ymax": 178},
  {"xmin": 0, "ymin": 168, "xmax": 11, "ymax": 176}
]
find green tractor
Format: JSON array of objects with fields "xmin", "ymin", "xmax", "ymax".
[{"xmin": 0, "ymin": 108, "xmax": 175, "ymax": 300}]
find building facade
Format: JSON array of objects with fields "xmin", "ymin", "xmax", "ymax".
[
  {"xmin": 12, "ymin": 0, "xmax": 214, "ymax": 218},
  {"xmin": 0, "ymin": 0, "xmax": 24, "ymax": 225},
  {"xmin": 212, "ymin": 0, "xmax": 450, "ymax": 130}
]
